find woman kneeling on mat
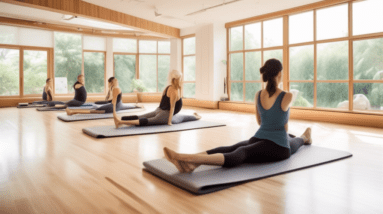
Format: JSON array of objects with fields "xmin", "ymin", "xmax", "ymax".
[
  {"xmin": 114, "ymin": 69, "xmax": 201, "ymax": 128},
  {"xmin": 163, "ymin": 59, "xmax": 312, "ymax": 173},
  {"xmin": 66, "ymin": 77, "xmax": 141, "ymax": 115},
  {"xmin": 32, "ymin": 78, "xmax": 65, "ymax": 106}
]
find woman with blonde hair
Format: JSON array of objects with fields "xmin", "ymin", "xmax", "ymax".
[{"xmin": 114, "ymin": 69, "xmax": 201, "ymax": 127}]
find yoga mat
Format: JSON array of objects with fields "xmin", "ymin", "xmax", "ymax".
[
  {"xmin": 143, "ymin": 146, "xmax": 352, "ymax": 195},
  {"xmin": 82, "ymin": 120, "xmax": 226, "ymax": 138},
  {"xmin": 57, "ymin": 107, "xmax": 144, "ymax": 122},
  {"xmin": 36, "ymin": 103, "xmax": 95, "ymax": 111},
  {"xmin": 17, "ymin": 104, "xmax": 46, "ymax": 108}
]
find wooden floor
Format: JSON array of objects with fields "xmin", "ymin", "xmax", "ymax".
[{"xmin": 0, "ymin": 103, "xmax": 382, "ymax": 214}]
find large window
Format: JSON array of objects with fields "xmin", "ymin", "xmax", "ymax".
[
  {"xmin": 183, "ymin": 36, "xmax": 196, "ymax": 98},
  {"xmin": 54, "ymin": 32, "xmax": 82, "ymax": 94},
  {"xmin": 113, "ymin": 39, "xmax": 170, "ymax": 93},
  {"xmin": 228, "ymin": 18, "xmax": 282, "ymax": 102},
  {"xmin": 0, "ymin": 48, "xmax": 19, "ymax": 96},
  {"xmin": 23, "ymin": 50, "xmax": 48, "ymax": 95},
  {"xmin": 84, "ymin": 52, "xmax": 105, "ymax": 94},
  {"xmin": 228, "ymin": 0, "xmax": 383, "ymax": 113}
]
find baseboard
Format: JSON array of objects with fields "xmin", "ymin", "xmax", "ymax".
[{"xmin": 183, "ymin": 98, "xmax": 219, "ymax": 109}]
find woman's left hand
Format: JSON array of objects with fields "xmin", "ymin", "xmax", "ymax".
[{"xmin": 168, "ymin": 122, "xmax": 172, "ymax": 126}]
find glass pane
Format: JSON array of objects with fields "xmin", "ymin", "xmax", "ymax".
[
  {"xmin": 317, "ymin": 83, "xmax": 348, "ymax": 108},
  {"xmin": 354, "ymin": 83, "xmax": 383, "ymax": 111},
  {"xmin": 183, "ymin": 83, "xmax": 195, "ymax": 98},
  {"xmin": 317, "ymin": 41, "xmax": 348, "ymax": 80},
  {"xmin": 245, "ymin": 51, "xmax": 261, "ymax": 81},
  {"xmin": 158, "ymin": 41, "xmax": 170, "ymax": 54},
  {"xmin": 230, "ymin": 26, "xmax": 243, "ymax": 51},
  {"xmin": 290, "ymin": 82, "xmax": 314, "ymax": 107},
  {"xmin": 84, "ymin": 52, "xmax": 105, "ymax": 93},
  {"xmin": 353, "ymin": 0, "xmax": 383, "ymax": 35},
  {"xmin": 263, "ymin": 49, "xmax": 283, "ymax": 63},
  {"xmin": 0, "ymin": 25, "xmax": 18, "ymax": 45},
  {"xmin": 83, "ymin": 36, "xmax": 106, "ymax": 51},
  {"xmin": 113, "ymin": 38, "xmax": 137, "ymax": 53},
  {"xmin": 289, "ymin": 45, "xmax": 314, "ymax": 80},
  {"xmin": 139, "ymin": 40, "xmax": 156, "ymax": 53},
  {"xmin": 139, "ymin": 55, "xmax": 157, "ymax": 92},
  {"xmin": 353, "ymin": 38, "xmax": 383, "ymax": 80},
  {"xmin": 263, "ymin": 18, "xmax": 283, "ymax": 48},
  {"xmin": 54, "ymin": 32, "xmax": 82, "ymax": 94},
  {"xmin": 230, "ymin": 53, "xmax": 243, "ymax": 81},
  {"xmin": 289, "ymin": 11, "xmax": 314, "ymax": 44},
  {"xmin": 183, "ymin": 37, "xmax": 195, "ymax": 55},
  {"xmin": 245, "ymin": 23, "xmax": 261, "ymax": 50},
  {"xmin": 231, "ymin": 82, "xmax": 243, "ymax": 101},
  {"xmin": 23, "ymin": 50, "xmax": 47, "ymax": 95},
  {"xmin": 158, "ymin": 55, "xmax": 170, "ymax": 92},
  {"xmin": 183, "ymin": 56, "xmax": 196, "ymax": 81},
  {"xmin": 245, "ymin": 83, "xmax": 262, "ymax": 102},
  {"xmin": 114, "ymin": 55, "xmax": 136, "ymax": 93},
  {"xmin": 316, "ymin": 4, "xmax": 348, "ymax": 40},
  {"xmin": 0, "ymin": 48, "xmax": 19, "ymax": 95}
]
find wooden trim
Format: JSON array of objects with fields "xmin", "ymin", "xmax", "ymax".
[
  {"xmin": 283, "ymin": 15, "xmax": 289, "ymax": 91},
  {"xmin": 1, "ymin": 0, "xmax": 180, "ymax": 38},
  {"xmin": 226, "ymin": 28, "xmax": 230, "ymax": 99},
  {"xmin": 225, "ymin": 0, "xmax": 354, "ymax": 28},
  {"xmin": 19, "ymin": 48, "xmax": 23, "ymax": 97},
  {"xmin": 0, "ymin": 17, "xmax": 170, "ymax": 40},
  {"xmin": 353, "ymin": 80, "xmax": 383, "ymax": 83},
  {"xmin": 229, "ymin": 46, "xmax": 283, "ymax": 53},
  {"xmin": 183, "ymin": 99, "xmax": 219, "ymax": 109},
  {"xmin": 348, "ymin": 2, "xmax": 353, "ymax": 111},
  {"xmin": 242, "ymin": 26, "xmax": 245, "ymax": 101},
  {"xmin": 313, "ymin": 9, "xmax": 317, "ymax": 108},
  {"xmin": 180, "ymin": 34, "xmax": 196, "ymax": 39},
  {"xmin": 181, "ymin": 37, "xmax": 184, "ymax": 97}
]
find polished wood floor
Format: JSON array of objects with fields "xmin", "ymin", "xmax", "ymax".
[{"xmin": 0, "ymin": 103, "xmax": 382, "ymax": 214}]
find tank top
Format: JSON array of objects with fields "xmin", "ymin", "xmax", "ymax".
[
  {"xmin": 159, "ymin": 86, "xmax": 182, "ymax": 115},
  {"xmin": 254, "ymin": 90, "xmax": 290, "ymax": 149},
  {"xmin": 73, "ymin": 81, "xmax": 87, "ymax": 102},
  {"xmin": 42, "ymin": 87, "xmax": 47, "ymax": 100}
]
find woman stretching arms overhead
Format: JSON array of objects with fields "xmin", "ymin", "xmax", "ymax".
[
  {"xmin": 163, "ymin": 59, "xmax": 312, "ymax": 173},
  {"xmin": 113, "ymin": 69, "xmax": 201, "ymax": 128}
]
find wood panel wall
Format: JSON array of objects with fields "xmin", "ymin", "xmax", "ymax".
[{"xmin": 1, "ymin": 0, "xmax": 180, "ymax": 38}]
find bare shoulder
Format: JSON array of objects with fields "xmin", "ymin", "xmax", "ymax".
[
  {"xmin": 167, "ymin": 86, "xmax": 178, "ymax": 96},
  {"xmin": 75, "ymin": 84, "xmax": 83, "ymax": 89},
  {"xmin": 112, "ymin": 87, "xmax": 121, "ymax": 95},
  {"xmin": 281, "ymin": 91, "xmax": 293, "ymax": 111}
]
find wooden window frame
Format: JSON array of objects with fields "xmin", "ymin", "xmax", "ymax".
[
  {"xmin": 181, "ymin": 34, "xmax": 196, "ymax": 98},
  {"xmin": 113, "ymin": 39, "xmax": 171, "ymax": 94},
  {"xmin": 227, "ymin": 1, "xmax": 383, "ymax": 115},
  {"xmin": 0, "ymin": 44, "xmax": 52, "ymax": 98}
]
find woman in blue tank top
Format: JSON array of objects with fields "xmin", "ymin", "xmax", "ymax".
[{"xmin": 163, "ymin": 59, "xmax": 312, "ymax": 173}]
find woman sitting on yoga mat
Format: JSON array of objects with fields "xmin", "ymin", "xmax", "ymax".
[
  {"xmin": 66, "ymin": 77, "xmax": 141, "ymax": 115},
  {"xmin": 163, "ymin": 59, "xmax": 312, "ymax": 173},
  {"xmin": 113, "ymin": 69, "xmax": 201, "ymax": 128},
  {"xmin": 32, "ymin": 78, "xmax": 65, "ymax": 106},
  {"xmin": 47, "ymin": 74, "xmax": 87, "ymax": 109}
]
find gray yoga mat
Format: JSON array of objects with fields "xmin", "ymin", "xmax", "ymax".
[
  {"xmin": 143, "ymin": 145, "xmax": 352, "ymax": 195},
  {"xmin": 17, "ymin": 104, "xmax": 46, "ymax": 108},
  {"xmin": 36, "ymin": 103, "xmax": 95, "ymax": 111},
  {"xmin": 82, "ymin": 120, "xmax": 226, "ymax": 138},
  {"xmin": 57, "ymin": 107, "xmax": 144, "ymax": 122}
]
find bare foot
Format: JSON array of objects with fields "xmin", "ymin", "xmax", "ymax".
[
  {"xmin": 66, "ymin": 108, "xmax": 73, "ymax": 116},
  {"xmin": 163, "ymin": 147, "xmax": 185, "ymax": 173},
  {"xmin": 113, "ymin": 116, "xmax": 122, "ymax": 129},
  {"xmin": 182, "ymin": 162, "xmax": 201, "ymax": 173},
  {"xmin": 301, "ymin": 127, "xmax": 312, "ymax": 145},
  {"xmin": 193, "ymin": 112, "xmax": 202, "ymax": 120}
]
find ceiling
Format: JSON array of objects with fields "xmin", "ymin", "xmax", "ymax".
[
  {"xmin": 0, "ymin": 0, "xmax": 325, "ymax": 37},
  {"xmin": 83, "ymin": 0, "xmax": 324, "ymax": 28}
]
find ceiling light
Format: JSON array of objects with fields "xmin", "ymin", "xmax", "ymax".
[{"xmin": 62, "ymin": 14, "xmax": 77, "ymax": 20}]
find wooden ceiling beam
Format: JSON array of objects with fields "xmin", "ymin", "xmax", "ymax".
[{"xmin": 0, "ymin": 0, "xmax": 180, "ymax": 38}]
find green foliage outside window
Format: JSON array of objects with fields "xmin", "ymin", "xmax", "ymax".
[{"xmin": 0, "ymin": 48, "xmax": 19, "ymax": 95}]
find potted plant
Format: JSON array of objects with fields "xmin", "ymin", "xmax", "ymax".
[{"xmin": 131, "ymin": 79, "xmax": 148, "ymax": 102}]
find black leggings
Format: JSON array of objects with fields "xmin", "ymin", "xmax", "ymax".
[{"xmin": 206, "ymin": 135, "xmax": 305, "ymax": 167}]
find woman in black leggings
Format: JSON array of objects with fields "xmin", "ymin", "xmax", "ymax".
[{"xmin": 163, "ymin": 59, "xmax": 312, "ymax": 173}]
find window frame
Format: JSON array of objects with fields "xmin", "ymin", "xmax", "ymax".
[
  {"xmin": 227, "ymin": 1, "xmax": 383, "ymax": 115},
  {"xmin": 0, "ymin": 44, "xmax": 53, "ymax": 98},
  {"xmin": 181, "ymin": 34, "xmax": 196, "ymax": 98}
]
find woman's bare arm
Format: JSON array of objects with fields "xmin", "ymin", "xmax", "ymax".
[
  {"xmin": 112, "ymin": 87, "xmax": 121, "ymax": 118},
  {"xmin": 254, "ymin": 91, "xmax": 261, "ymax": 126},
  {"xmin": 167, "ymin": 87, "xmax": 178, "ymax": 125},
  {"xmin": 46, "ymin": 87, "xmax": 53, "ymax": 101}
]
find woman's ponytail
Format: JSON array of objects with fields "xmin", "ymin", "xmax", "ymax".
[{"xmin": 259, "ymin": 59, "xmax": 282, "ymax": 97}]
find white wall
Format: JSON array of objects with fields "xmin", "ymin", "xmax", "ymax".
[
  {"xmin": 181, "ymin": 23, "xmax": 227, "ymax": 101},
  {"xmin": 106, "ymin": 37, "xmax": 114, "ymax": 83}
]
